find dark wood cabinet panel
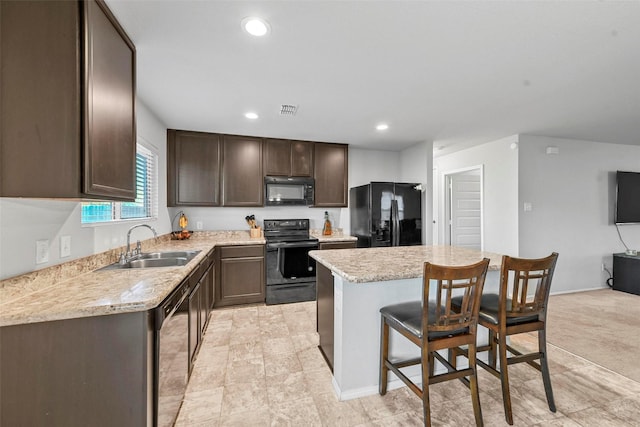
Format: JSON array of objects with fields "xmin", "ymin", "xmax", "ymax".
[
  {"xmin": 83, "ymin": 0, "xmax": 136, "ymax": 199},
  {"xmin": 0, "ymin": 312, "xmax": 152, "ymax": 426},
  {"xmin": 291, "ymin": 140, "xmax": 313, "ymax": 177},
  {"xmin": 314, "ymin": 142, "xmax": 349, "ymax": 207},
  {"xmin": 264, "ymin": 139, "xmax": 313, "ymax": 177},
  {"xmin": 167, "ymin": 130, "xmax": 221, "ymax": 206},
  {"xmin": 0, "ymin": 0, "xmax": 136, "ymax": 200},
  {"xmin": 264, "ymin": 138, "xmax": 291, "ymax": 176},
  {"xmin": 216, "ymin": 245, "xmax": 265, "ymax": 307},
  {"xmin": 222, "ymin": 135, "xmax": 263, "ymax": 206},
  {"xmin": 316, "ymin": 263, "xmax": 335, "ymax": 371},
  {"xmin": 319, "ymin": 241, "xmax": 357, "ymax": 250}
]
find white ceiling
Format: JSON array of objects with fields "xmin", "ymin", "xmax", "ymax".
[{"xmin": 106, "ymin": 0, "xmax": 640, "ymax": 152}]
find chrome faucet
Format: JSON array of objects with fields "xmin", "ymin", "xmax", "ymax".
[{"xmin": 124, "ymin": 224, "xmax": 158, "ymax": 261}]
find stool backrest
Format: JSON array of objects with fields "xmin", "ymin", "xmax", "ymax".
[
  {"xmin": 423, "ymin": 258, "xmax": 490, "ymax": 334},
  {"xmin": 500, "ymin": 252, "xmax": 559, "ymax": 320}
]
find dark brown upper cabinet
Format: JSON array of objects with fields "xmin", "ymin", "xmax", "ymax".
[
  {"xmin": 314, "ymin": 142, "xmax": 349, "ymax": 207},
  {"xmin": 222, "ymin": 135, "xmax": 264, "ymax": 206},
  {"xmin": 0, "ymin": 0, "xmax": 136, "ymax": 200},
  {"xmin": 167, "ymin": 130, "xmax": 221, "ymax": 206},
  {"xmin": 264, "ymin": 139, "xmax": 313, "ymax": 177}
]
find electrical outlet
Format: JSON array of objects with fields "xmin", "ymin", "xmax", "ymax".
[
  {"xmin": 60, "ymin": 235, "xmax": 71, "ymax": 258},
  {"xmin": 36, "ymin": 239, "xmax": 50, "ymax": 264},
  {"xmin": 601, "ymin": 263, "xmax": 605, "ymax": 272},
  {"xmin": 196, "ymin": 221, "xmax": 203, "ymax": 230}
]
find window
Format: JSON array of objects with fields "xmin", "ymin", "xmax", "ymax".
[{"xmin": 81, "ymin": 143, "xmax": 158, "ymax": 224}]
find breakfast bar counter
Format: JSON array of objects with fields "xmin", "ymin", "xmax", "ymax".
[{"xmin": 309, "ymin": 245, "xmax": 503, "ymax": 400}]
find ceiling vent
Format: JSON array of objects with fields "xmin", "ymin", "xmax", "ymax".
[{"xmin": 279, "ymin": 104, "xmax": 298, "ymax": 116}]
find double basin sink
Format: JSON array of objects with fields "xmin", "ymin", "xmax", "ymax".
[{"xmin": 101, "ymin": 250, "xmax": 201, "ymax": 270}]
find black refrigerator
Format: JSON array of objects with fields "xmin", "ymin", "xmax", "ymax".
[{"xmin": 350, "ymin": 182, "xmax": 423, "ymax": 248}]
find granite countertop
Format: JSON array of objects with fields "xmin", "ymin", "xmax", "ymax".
[
  {"xmin": 0, "ymin": 231, "xmax": 266, "ymax": 327},
  {"xmin": 309, "ymin": 245, "xmax": 503, "ymax": 283}
]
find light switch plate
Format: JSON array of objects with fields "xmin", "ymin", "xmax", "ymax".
[
  {"xmin": 523, "ymin": 202, "xmax": 533, "ymax": 212},
  {"xmin": 60, "ymin": 235, "xmax": 71, "ymax": 258},
  {"xmin": 36, "ymin": 239, "xmax": 50, "ymax": 264}
]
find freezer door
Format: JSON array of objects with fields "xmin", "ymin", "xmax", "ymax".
[
  {"xmin": 370, "ymin": 182, "xmax": 395, "ymax": 247},
  {"xmin": 393, "ymin": 183, "xmax": 422, "ymax": 246}
]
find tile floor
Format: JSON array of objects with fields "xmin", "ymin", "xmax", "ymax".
[{"xmin": 174, "ymin": 301, "xmax": 640, "ymax": 426}]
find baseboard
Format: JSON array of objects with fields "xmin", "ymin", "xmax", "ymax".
[{"xmin": 550, "ymin": 285, "xmax": 608, "ymax": 296}]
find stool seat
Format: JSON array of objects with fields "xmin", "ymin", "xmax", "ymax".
[{"xmin": 380, "ymin": 301, "xmax": 469, "ymax": 339}]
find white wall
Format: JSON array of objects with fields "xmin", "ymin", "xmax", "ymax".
[
  {"xmin": 518, "ymin": 135, "xmax": 640, "ymax": 292},
  {"xmin": 433, "ymin": 135, "xmax": 519, "ymax": 256},
  {"xmin": 0, "ymin": 101, "xmax": 171, "ymax": 280}
]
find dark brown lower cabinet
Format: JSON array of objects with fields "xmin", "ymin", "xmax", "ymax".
[
  {"xmin": 188, "ymin": 249, "xmax": 216, "ymax": 370},
  {"xmin": 215, "ymin": 245, "xmax": 265, "ymax": 307},
  {"xmin": 0, "ymin": 312, "xmax": 153, "ymax": 426},
  {"xmin": 316, "ymin": 263, "xmax": 335, "ymax": 371},
  {"xmin": 318, "ymin": 241, "xmax": 357, "ymax": 250}
]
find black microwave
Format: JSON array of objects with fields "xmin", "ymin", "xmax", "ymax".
[{"xmin": 264, "ymin": 176, "xmax": 314, "ymax": 206}]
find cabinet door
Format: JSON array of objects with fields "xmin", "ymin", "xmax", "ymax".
[
  {"xmin": 264, "ymin": 139, "xmax": 291, "ymax": 176},
  {"xmin": 217, "ymin": 256, "xmax": 265, "ymax": 307},
  {"xmin": 222, "ymin": 135, "xmax": 263, "ymax": 206},
  {"xmin": 314, "ymin": 143, "xmax": 348, "ymax": 207},
  {"xmin": 167, "ymin": 130, "xmax": 221, "ymax": 206},
  {"xmin": 83, "ymin": 0, "xmax": 137, "ymax": 200},
  {"xmin": 291, "ymin": 140, "xmax": 313, "ymax": 177}
]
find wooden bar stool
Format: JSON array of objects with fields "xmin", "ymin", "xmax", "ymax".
[
  {"xmin": 379, "ymin": 258, "xmax": 490, "ymax": 427},
  {"xmin": 452, "ymin": 252, "xmax": 559, "ymax": 425}
]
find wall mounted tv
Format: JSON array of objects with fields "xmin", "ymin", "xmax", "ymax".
[{"xmin": 615, "ymin": 171, "xmax": 640, "ymax": 224}]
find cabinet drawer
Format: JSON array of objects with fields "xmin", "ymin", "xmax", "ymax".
[
  {"xmin": 319, "ymin": 241, "xmax": 356, "ymax": 250},
  {"xmin": 220, "ymin": 245, "xmax": 264, "ymax": 259}
]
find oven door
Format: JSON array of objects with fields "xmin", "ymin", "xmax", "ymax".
[{"xmin": 266, "ymin": 240, "xmax": 318, "ymax": 305}]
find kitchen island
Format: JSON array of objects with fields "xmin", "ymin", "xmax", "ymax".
[{"xmin": 309, "ymin": 245, "xmax": 502, "ymax": 401}]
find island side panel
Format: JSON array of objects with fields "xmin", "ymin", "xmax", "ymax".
[
  {"xmin": 316, "ymin": 263, "xmax": 335, "ymax": 370},
  {"xmin": 0, "ymin": 311, "xmax": 154, "ymax": 427}
]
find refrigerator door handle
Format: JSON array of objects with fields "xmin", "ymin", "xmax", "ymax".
[{"xmin": 391, "ymin": 199, "xmax": 400, "ymax": 246}]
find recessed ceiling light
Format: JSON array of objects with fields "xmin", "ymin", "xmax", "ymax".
[
  {"xmin": 376, "ymin": 123, "xmax": 389, "ymax": 131},
  {"xmin": 242, "ymin": 17, "xmax": 270, "ymax": 37},
  {"xmin": 245, "ymin": 112, "xmax": 258, "ymax": 119}
]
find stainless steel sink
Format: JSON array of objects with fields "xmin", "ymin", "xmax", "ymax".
[
  {"xmin": 137, "ymin": 250, "xmax": 201, "ymax": 260},
  {"xmin": 99, "ymin": 250, "xmax": 201, "ymax": 270},
  {"xmin": 127, "ymin": 257, "xmax": 189, "ymax": 268}
]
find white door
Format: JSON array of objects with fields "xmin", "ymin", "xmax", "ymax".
[{"xmin": 445, "ymin": 168, "xmax": 482, "ymax": 250}]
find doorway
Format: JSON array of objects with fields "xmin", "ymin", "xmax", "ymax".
[{"xmin": 444, "ymin": 166, "xmax": 483, "ymax": 250}]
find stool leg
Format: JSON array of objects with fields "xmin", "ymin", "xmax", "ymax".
[
  {"xmin": 379, "ymin": 317, "xmax": 389, "ymax": 395},
  {"xmin": 538, "ymin": 328, "xmax": 556, "ymax": 412},
  {"xmin": 488, "ymin": 329, "xmax": 497, "ymax": 369},
  {"xmin": 468, "ymin": 342, "xmax": 484, "ymax": 427},
  {"xmin": 421, "ymin": 342, "xmax": 432, "ymax": 427},
  {"xmin": 497, "ymin": 333, "xmax": 514, "ymax": 425}
]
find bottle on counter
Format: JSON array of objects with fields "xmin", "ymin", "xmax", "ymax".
[{"xmin": 323, "ymin": 211, "xmax": 332, "ymax": 236}]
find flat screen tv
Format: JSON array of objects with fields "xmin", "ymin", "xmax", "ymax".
[{"xmin": 615, "ymin": 171, "xmax": 640, "ymax": 224}]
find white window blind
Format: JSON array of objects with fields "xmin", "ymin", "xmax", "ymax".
[{"xmin": 81, "ymin": 142, "xmax": 158, "ymax": 224}]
